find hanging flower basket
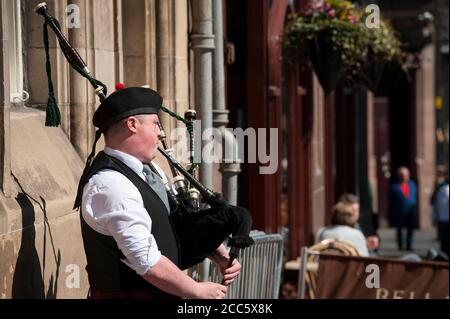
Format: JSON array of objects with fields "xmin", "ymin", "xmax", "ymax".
[
  {"xmin": 359, "ymin": 18, "xmax": 406, "ymax": 92},
  {"xmin": 308, "ymin": 32, "xmax": 342, "ymax": 95},
  {"xmin": 283, "ymin": 0, "xmax": 407, "ymax": 94},
  {"xmin": 356, "ymin": 51, "xmax": 385, "ymax": 92}
]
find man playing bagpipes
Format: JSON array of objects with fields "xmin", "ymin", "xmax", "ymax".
[
  {"xmin": 35, "ymin": 2, "xmax": 254, "ymax": 300},
  {"xmin": 75, "ymin": 88, "xmax": 250, "ymax": 298}
]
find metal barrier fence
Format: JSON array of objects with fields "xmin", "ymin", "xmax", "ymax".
[{"xmin": 188, "ymin": 231, "xmax": 284, "ymax": 299}]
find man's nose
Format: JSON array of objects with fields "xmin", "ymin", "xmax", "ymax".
[{"xmin": 156, "ymin": 123, "xmax": 163, "ymax": 140}]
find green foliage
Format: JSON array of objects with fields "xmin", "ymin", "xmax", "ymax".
[{"xmin": 283, "ymin": 0, "xmax": 407, "ymax": 85}]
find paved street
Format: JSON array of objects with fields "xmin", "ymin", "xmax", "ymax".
[{"xmin": 377, "ymin": 227, "xmax": 441, "ymax": 259}]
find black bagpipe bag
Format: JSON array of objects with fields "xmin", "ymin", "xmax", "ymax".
[{"xmin": 170, "ymin": 196, "xmax": 254, "ymax": 270}]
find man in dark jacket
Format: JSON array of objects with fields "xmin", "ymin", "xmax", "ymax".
[{"xmin": 389, "ymin": 166, "xmax": 418, "ymax": 251}]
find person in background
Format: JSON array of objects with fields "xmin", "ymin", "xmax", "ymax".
[
  {"xmin": 280, "ymin": 279, "xmax": 298, "ymax": 299},
  {"xmin": 339, "ymin": 194, "xmax": 380, "ymax": 255},
  {"xmin": 431, "ymin": 166, "xmax": 449, "ymax": 256},
  {"xmin": 316, "ymin": 202, "xmax": 369, "ymax": 257},
  {"xmin": 389, "ymin": 166, "xmax": 418, "ymax": 251},
  {"xmin": 430, "ymin": 166, "xmax": 448, "ymax": 206}
]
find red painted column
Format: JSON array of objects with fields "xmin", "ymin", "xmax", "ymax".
[{"xmin": 245, "ymin": 0, "xmax": 285, "ymax": 233}]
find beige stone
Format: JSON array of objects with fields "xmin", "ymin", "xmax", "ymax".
[
  {"xmin": 92, "ymin": 0, "xmax": 115, "ymax": 51},
  {"xmin": 1, "ymin": 0, "xmax": 194, "ymax": 299},
  {"xmin": 0, "ymin": 1, "xmax": 12, "ymax": 200},
  {"xmin": 0, "ymin": 109, "xmax": 87, "ymax": 298},
  {"xmin": 0, "ymin": 212, "xmax": 88, "ymax": 299},
  {"xmin": 123, "ymin": 0, "xmax": 147, "ymax": 86},
  {"xmin": 415, "ymin": 44, "xmax": 436, "ymax": 230}
]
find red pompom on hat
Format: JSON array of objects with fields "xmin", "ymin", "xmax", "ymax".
[{"xmin": 115, "ymin": 82, "xmax": 125, "ymax": 90}]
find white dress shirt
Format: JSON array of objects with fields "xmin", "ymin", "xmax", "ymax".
[{"xmin": 81, "ymin": 147, "xmax": 167, "ymax": 275}]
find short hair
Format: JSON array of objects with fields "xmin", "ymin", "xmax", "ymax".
[
  {"xmin": 104, "ymin": 114, "xmax": 147, "ymax": 139},
  {"xmin": 339, "ymin": 193, "xmax": 359, "ymax": 204},
  {"xmin": 330, "ymin": 202, "xmax": 358, "ymax": 227}
]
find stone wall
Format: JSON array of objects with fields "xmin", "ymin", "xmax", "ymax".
[
  {"xmin": 415, "ymin": 44, "xmax": 436, "ymax": 230},
  {"xmin": 0, "ymin": 110, "xmax": 87, "ymax": 298},
  {"xmin": 1, "ymin": 0, "xmax": 190, "ymax": 298}
]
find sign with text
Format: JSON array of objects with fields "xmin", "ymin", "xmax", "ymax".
[{"xmin": 316, "ymin": 253, "xmax": 449, "ymax": 299}]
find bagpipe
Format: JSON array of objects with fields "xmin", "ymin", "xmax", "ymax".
[{"xmin": 35, "ymin": 2, "xmax": 254, "ymax": 271}]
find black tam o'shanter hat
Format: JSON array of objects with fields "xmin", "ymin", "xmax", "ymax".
[
  {"xmin": 93, "ymin": 87, "xmax": 162, "ymax": 132},
  {"xmin": 74, "ymin": 86, "xmax": 163, "ymax": 209}
]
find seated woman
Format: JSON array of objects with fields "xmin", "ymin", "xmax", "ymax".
[{"xmin": 316, "ymin": 202, "xmax": 369, "ymax": 257}]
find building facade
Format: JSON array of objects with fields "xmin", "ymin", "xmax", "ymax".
[
  {"xmin": 0, "ymin": 0, "xmax": 441, "ymax": 298},
  {"xmin": 1, "ymin": 0, "xmax": 190, "ymax": 298}
]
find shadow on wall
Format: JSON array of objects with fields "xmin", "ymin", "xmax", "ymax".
[{"xmin": 11, "ymin": 174, "xmax": 61, "ymax": 299}]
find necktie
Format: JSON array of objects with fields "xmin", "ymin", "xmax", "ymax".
[{"xmin": 142, "ymin": 164, "xmax": 171, "ymax": 213}]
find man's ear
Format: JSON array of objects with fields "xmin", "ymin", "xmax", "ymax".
[{"xmin": 126, "ymin": 116, "xmax": 139, "ymax": 133}]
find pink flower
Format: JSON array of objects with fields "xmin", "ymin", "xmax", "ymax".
[
  {"xmin": 349, "ymin": 15, "xmax": 359, "ymax": 23},
  {"xmin": 303, "ymin": 9, "xmax": 312, "ymax": 16},
  {"xmin": 314, "ymin": 2, "xmax": 323, "ymax": 10},
  {"xmin": 328, "ymin": 9, "xmax": 336, "ymax": 18}
]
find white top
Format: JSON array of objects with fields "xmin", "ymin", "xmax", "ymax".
[
  {"xmin": 316, "ymin": 225, "xmax": 369, "ymax": 257},
  {"xmin": 81, "ymin": 147, "xmax": 165, "ymax": 275}
]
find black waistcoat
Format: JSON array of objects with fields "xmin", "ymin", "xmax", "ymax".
[{"xmin": 78, "ymin": 151, "xmax": 180, "ymax": 297}]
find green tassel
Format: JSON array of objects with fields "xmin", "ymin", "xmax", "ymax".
[
  {"xmin": 42, "ymin": 16, "xmax": 108, "ymax": 126},
  {"xmin": 45, "ymin": 94, "xmax": 61, "ymax": 127},
  {"xmin": 43, "ymin": 19, "xmax": 61, "ymax": 127}
]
